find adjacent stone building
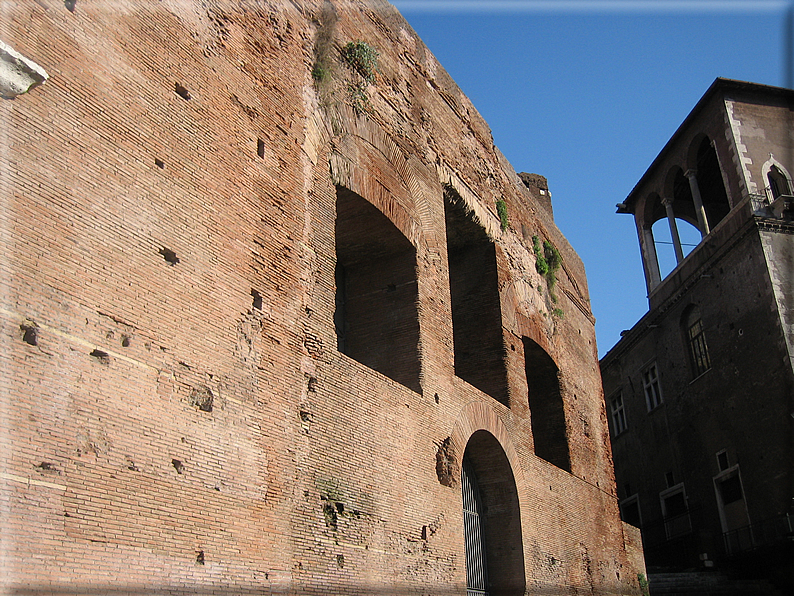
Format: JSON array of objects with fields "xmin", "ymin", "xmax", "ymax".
[
  {"xmin": 600, "ymin": 79, "xmax": 793, "ymax": 582},
  {"xmin": 1, "ymin": 1, "xmax": 644, "ymax": 593}
]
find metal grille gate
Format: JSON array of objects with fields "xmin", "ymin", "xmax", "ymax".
[{"xmin": 462, "ymin": 456, "xmax": 489, "ymax": 596}]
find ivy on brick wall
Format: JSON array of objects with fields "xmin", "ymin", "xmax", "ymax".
[{"xmin": 311, "ymin": 2, "xmax": 337, "ymax": 87}]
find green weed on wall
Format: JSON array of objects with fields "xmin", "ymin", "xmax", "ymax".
[
  {"xmin": 532, "ymin": 235, "xmax": 562, "ymax": 301},
  {"xmin": 341, "ymin": 41, "xmax": 379, "ymax": 113},
  {"xmin": 341, "ymin": 41, "xmax": 378, "ymax": 83},
  {"xmin": 496, "ymin": 199, "xmax": 509, "ymax": 230}
]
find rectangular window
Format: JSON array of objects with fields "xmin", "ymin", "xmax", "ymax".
[
  {"xmin": 642, "ymin": 363, "xmax": 663, "ymax": 411},
  {"xmin": 719, "ymin": 474, "xmax": 743, "ymax": 505},
  {"xmin": 620, "ymin": 494, "xmax": 642, "ymax": 528},
  {"xmin": 660, "ymin": 484, "xmax": 692, "ymax": 539},
  {"xmin": 717, "ymin": 450, "xmax": 729, "ymax": 472},
  {"xmin": 688, "ymin": 319, "xmax": 711, "ymax": 376},
  {"xmin": 610, "ymin": 392, "xmax": 627, "ymax": 436},
  {"xmin": 713, "ymin": 466, "xmax": 750, "ymax": 545}
]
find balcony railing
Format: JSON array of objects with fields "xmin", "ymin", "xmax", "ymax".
[
  {"xmin": 750, "ymin": 186, "xmax": 794, "ymax": 217},
  {"xmin": 636, "ymin": 505, "xmax": 702, "ymax": 568},
  {"xmin": 639, "ymin": 505, "xmax": 700, "ymax": 549},
  {"xmin": 723, "ymin": 513, "xmax": 794, "ymax": 556}
]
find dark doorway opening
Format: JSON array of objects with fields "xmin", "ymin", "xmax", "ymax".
[{"xmin": 462, "ymin": 430, "xmax": 525, "ymax": 596}]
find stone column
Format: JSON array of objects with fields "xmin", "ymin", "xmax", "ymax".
[
  {"xmin": 662, "ymin": 197, "xmax": 685, "ymax": 264},
  {"xmin": 685, "ymin": 169, "xmax": 710, "ymax": 236},
  {"xmin": 640, "ymin": 226, "xmax": 662, "ymax": 291}
]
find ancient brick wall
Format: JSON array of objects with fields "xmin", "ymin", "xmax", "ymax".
[{"xmin": 1, "ymin": 0, "xmax": 641, "ymax": 593}]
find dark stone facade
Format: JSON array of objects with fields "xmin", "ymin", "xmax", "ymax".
[{"xmin": 601, "ymin": 79, "xmax": 794, "ymax": 587}]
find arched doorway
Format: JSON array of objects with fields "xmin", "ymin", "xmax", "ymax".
[{"xmin": 461, "ymin": 430, "xmax": 525, "ymax": 596}]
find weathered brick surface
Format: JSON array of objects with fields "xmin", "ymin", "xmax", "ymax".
[{"xmin": 1, "ymin": 0, "xmax": 641, "ymax": 593}]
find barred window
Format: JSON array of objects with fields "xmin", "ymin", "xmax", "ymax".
[
  {"xmin": 683, "ymin": 305, "xmax": 710, "ymax": 378},
  {"xmin": 688, "ymin": 318, "xmax": 711, "ymax": 376},
  {"xmin": 642, "ymin": 363, "xmax": 662, "ymax": 411},
  {"xmin": 610, "ymin": 392, "xmax": 627, "ymax": 436}
]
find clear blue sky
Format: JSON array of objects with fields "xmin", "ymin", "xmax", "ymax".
[{"xmin": 390, "ymin": 0, "xmax": 792, "ymax": 357}]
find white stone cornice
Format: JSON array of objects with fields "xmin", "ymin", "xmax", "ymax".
[{"xmin": 0, "ymin": 40, "xmax": 48, "ymax": 99}]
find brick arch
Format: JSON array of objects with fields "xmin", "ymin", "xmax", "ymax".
[
  {"xmin": 448, "ymin": 400, "xmax": 525, "ymax": 487},
  {"xmin": 307, "ymin": 106, "xmax": 438, "ymax": 250},
  {"xmin": 455, "ymin": 415, "xmax": 527, "ymax": 596}
]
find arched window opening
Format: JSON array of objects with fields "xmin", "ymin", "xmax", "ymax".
[
  {"xmin": 670, "ymin": 165, "xmax": 713, "ymax": 243},
  {"xmin": 462, "ymin": 431, "xmax": 525, "ymax": 596},
  {"xmin": 651, "ymin": 218, "xmax": 701, "ymax": 279},
  {"xmin": 682, "ymin": 305, "xmax": 710, "ymax": 378},
  {"xmin": 643, "ymin": 193, "xmax": 668, "ymax": 227},
  {"xmin": 767, "ymin": 165, "xmax": 791, "ymax": 199},
  {"xmin": 335, "ymin": 186, "xmax": 421, "ymax": 392},
  {"xmin": 523, "ymin": 337, "xmax": 570, "ymax": 472},
  {"xmin": 671, "ymin": 169, "xmax": 697, "ymax": 224},
  {"xmin": 695, "ymin": 138, "xmax": 730, "ymax": 225},
  {"xmin": 444, "ymin": 187, "xmax": 509, "ymax": 406}
]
